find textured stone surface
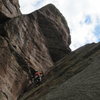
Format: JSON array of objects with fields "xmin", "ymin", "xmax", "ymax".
[
  {"xmin": 2, "ymin": 15, "xmax": 54, "ymax": 73},
  {"xmin": 0, "ymin": 0, "xmax": 21, "ymax": 23},
  {"xmin": 0, "ymin": 4, "xmax": 71, "ymax": 100},
  {"xmin": 1, "ymin": 1, "xmax": 100, "ymax": 100},
  {"xmin": 0, "ymin": 36, "xmax": 28, "ymax": 100},
  {"xmin": 37, "ymin": 4, "xmax": 71, "ymax": 62},
  {"xmin": 20, "ymin": 42, "xmax": 100, "ymax": 100}
]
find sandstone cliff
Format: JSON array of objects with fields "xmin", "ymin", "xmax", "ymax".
[{"xmin": 0, "ymin": 2, "xmax": 71, "ymax": 100}]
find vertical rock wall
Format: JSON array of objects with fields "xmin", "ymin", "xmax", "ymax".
[
  {"xmin": 0, "ymin": 2, "xmax": 71, "ymax": 100},
  {"xmin": 36, "ymin": 4, "xmax": 71, "ymax": 62},
  {"xmin": 0, "ymin": 36, "xmax": 28, "ymax": 100}
]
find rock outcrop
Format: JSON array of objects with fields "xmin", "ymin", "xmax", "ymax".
[
  {"xmin": 36, "ymin": 4, "xmax": 71, "ymax": 62},
  {"xmin": 19, "ymin": 42, "xmax": 100, "ymax": 100},
  {"xmin": 0, "ymin": 2, "xmax": 71, "ymax": 100},
  {"xmin": 1, "ymin": 0, "xmax": 99, "ymax": 100},
  {"xmin": 0, "ymin": 0, "xmax": 21, "ymax": 24}
]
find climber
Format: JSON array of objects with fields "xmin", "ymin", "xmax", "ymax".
[
  {"xmin": 28, "ymin": 67, "xmax": 43, "ymax": 86},
  {"xmin": 28, "ymin": 67, "xmax": 36, "ymax": 83},
  {"xmin": 34, "ymin": 71, "xmax": 43, "ymax": 86}
]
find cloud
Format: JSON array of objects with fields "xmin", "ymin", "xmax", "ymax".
[
  {"xmin": 19, "ymin": 0, "xmax": 35, "ymax": 13},
  {"xmin": 19, "ymin": 0, "xmax": 100, "ymax": 50},
  {"xmin": 19, "ymin": 0, "xmax": 45, "ymax": 13}
]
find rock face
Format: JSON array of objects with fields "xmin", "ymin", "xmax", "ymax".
[
  {"xmin": 0, "ymin": 3, "xmax": 71, "ymax": 100},
  {"xmin": 36, "ymin": 4, "xmax": 71, "ymax": 62},
  {"xmin": 0, "ymin": 36, "xmax": 28, "ymax": 100},
  {"xmin": 1, "ymin": 15, "xmax": 54, "ymax": 73},
  {"xmin": 20, "ymin": 42, "xmax": 100, "ymax": 100},
  {"xmin": 0, "ymin": 0, "xmax": 100, "ymax": 100},
  {"xmin": 0, "ymin": 0, "xmax": 21, "ymax": 24},
  {"xmin": 1, "ymin": 0, "xmax": 100, "ymax": 100}
]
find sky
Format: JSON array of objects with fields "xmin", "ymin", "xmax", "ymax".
[{"xmin": 19, "ymin": 0, "xmax": 100, "ymax": 50}]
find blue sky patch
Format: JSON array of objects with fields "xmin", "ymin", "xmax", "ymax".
[
  {"xmin": 84, "ymin": 15, "xmax": 92, "ymax": 24},
  {"xmin": 80, "ymin": 15, "xmax": 92, "ymax": 25},
  {"xmin": 93, "ymin": 24, "xmax": 100, "ymax": 42},
  {"xmin": 33, "ymin": 0, "xmax": 44, "ymax": 7}
]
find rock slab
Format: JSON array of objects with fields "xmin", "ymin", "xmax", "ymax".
[{"xmin": 20, "ymin": 42, "xmax": 100, "ymax": 100}]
